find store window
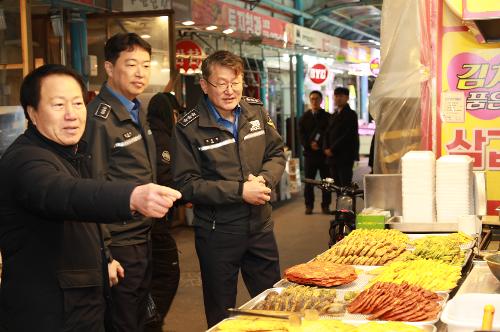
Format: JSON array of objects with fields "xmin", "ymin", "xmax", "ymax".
[
  {"xmin": 0, "ymin": 2, "xmax": 23, "ymax": 106},
  {"xmin": 87, "ymin": 15, "xmax": 171, "ymax": 95},
  {"xmin": 0, "ymin": 1, "xmax": 25, "ymax": 156}
]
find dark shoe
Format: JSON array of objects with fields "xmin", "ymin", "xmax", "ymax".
[
  {"xmin": 321, "ymin": 207, "xmax": 331, "ymax": 215},
  {"xmin": 305, "ymin": 208, "xmax": 313, "ymax": 215}
]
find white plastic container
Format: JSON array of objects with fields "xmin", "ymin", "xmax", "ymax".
[{"xmin": 441, "ymin": 293, "xmax": 500, "ymax": 332}]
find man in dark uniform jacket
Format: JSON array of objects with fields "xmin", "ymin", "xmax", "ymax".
[
  {"xmin": 298, "ymin": 90, "xmax": 331, "ymax": 215},
  {"xmin": 171, "ymin": 51, "xmax": 286, "ymax": 328},
  {"xmin": 0, "ymin": 64, "xmax": 180, "ymax": 332},
  {"xmin": 324, "ymin": 87, "xmax": 360, "ymax": 187},
  {"xmin": 83, "ymin": 33, "xmax": 160, "ymax": 331}
]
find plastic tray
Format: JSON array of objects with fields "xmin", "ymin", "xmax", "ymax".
[{"xmin": 239, "ymin": 287, "xmax": 448, "ymax": 325}]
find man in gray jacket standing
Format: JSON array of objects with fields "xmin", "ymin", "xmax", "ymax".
[{"xmin": 171, "ymin": 50, "xmax": 286, "ymax": 328}]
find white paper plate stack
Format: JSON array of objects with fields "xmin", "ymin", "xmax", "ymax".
[
  {"xmin": 402, "ymin": 151, "xmax": 436, "ymax": 223},
  {"xmin": 436, "ymin": 155, "xmax": 474, "ymax": 222}
]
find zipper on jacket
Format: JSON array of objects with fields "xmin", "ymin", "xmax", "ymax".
[{"xmin": 211, "ymin": 207, "xmax": 216, "ymax": 230}]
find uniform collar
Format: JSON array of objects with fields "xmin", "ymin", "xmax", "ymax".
[
  {"xmin": 98, "ymin": 84, "xmax": 137, "ymax": 123},
  {"xmin": 205, "ymin": 96, "xmax": 241, "ymax": 123},
  {"xmin": 105, "ymin": 83, "xmax": 141, "ymax": 115}
]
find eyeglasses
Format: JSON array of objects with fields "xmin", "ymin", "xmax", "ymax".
[{"xmin": 205, "ymin": 79, "xmax": 243, "ymax": 92}]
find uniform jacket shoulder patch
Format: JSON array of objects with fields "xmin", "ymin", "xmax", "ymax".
[
  {"xmin": 178, "ymin": 109, "xmax": 199, "ymax": 127},
  {"xmin": 94, "ymin": 103, "xmax": 112, "ymax": 119},
  {"xmin": 263, "ymin": 110, "xmax": 276, "ymax": 129},
  {"xmin": 243, "ymin": 96, "xmax": 263, "ymax": 106}
]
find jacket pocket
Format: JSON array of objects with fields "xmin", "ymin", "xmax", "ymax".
[{"xmin": 56, "ymin": 269, "xmax": 102, "ymax": 289}]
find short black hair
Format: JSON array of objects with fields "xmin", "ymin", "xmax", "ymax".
[
  {"xmin": 105, "ymin": 32, "xmax": 152, "ymax": 64},
  {"xmin": 334, "ymin": 87, "xmax": 349, "ymax": 96},
  {"xmin": 20, "ymin": 64, "xmax": 87, "ymax": 123},
  {"xmin": 309, "ymin": 90, "xmax": 323, "ymax": 99}
]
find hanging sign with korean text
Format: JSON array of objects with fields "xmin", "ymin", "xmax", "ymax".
[
  {"xmin": 176, "ymin": 40, "xmax": 203, "ymax": 72},
  {"xmin": 438, "ymin": 2, "xmax": 500, "ymax": 215}
]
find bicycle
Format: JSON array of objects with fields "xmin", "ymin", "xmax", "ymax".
[{"xmin": 303, "ymin": 178, "xmax": 364, "ymax": 247}]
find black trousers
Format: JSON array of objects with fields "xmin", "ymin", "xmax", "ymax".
[
  {"xmin": 195, "ymin": 227, "xmax": 281, "ymax": 328},
  {"xmin": 144, "ymin": 220, "xmax": 180, "ymax": 332},
  {"xmin": 109, "ymin": 243, "xmax": 151, "ymax": 332},
  {"xmin": 329, "ymin": 159, "xmax": 355, "ymax": 187},
  {"xmin": 304, "ymin": 156, "xmax": 331, "ymax": 208}
]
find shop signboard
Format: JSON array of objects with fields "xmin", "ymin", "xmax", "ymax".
[
  {"xmin": 122, "ymin": 0, "xmax": 172, "ymax": 11},
  {"xmin": 438, "ymin": 0, "xmax": 500, "ymax": 215},
  {"xmin": 460, "ymin": 0, "xmax": 500, "ymax": 19},
  {"xmin": 370, "ymin": 58, "xmax": 380, "ymax": 76},
  {"xmin": 292, "ymin": 25, "xmax": 341, "ymax": 55},
  {"xmin": 175, "ymin": 40, "xmax": 204, "ymax": 73},
  {"xmin": 338, "ymin": 40, "xmax": 371, "ymax": 63},
  {"xmin": 191, "ymin": 0, "xmax": 289, "ymax": 42},
  {"xmin": 308, "ymin": 63, "xmax": 329, "ymax": 85}
]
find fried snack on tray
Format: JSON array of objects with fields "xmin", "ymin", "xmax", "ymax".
[
  {"xmin": 253, "ymin": 285, "xmax": 340, "ymax": 315},
  {"xmin": 215, "ymin": 316, "xmax": 425, "ymax": 331},
  {"xmin": 368, "ymin": 259, "xmax": 461, "ymax": 291},
  {"xmin": 284, "ymin": 261, "xmax": 357, "ymax": 287},
  {"xmin": 347, "ymin": 281, "xmax": 442, "ymax": 322},
  {"xmin": 316, "ymin": 229, "xmax": 409, "ymax": 266}
]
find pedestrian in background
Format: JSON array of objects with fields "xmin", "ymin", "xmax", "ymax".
[
  {"xmin": 171, "ymin": 50, "xmax": 286, "ymax": 328},
  {"xmin": 83, "ymin": 32, "xmax": 161, "ymax": 332},
  {"xmin": 0, "ymin": 64, "xmax": 180, "ymax": 332},
  {"xmin": 145, "ymin": 72, "xmax": 184, "ymax": 332},
  {"xmin": 298, "ymin": 90, "xmax": 332, "ymax": 215},
  {"xmin": 324, "ymin": 87, "xmax": 360, "ymax": 187}
]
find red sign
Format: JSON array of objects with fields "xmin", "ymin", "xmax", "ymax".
[
  {"xmin": 192, "ymin": 0, "xmax": 288, "ymax": 41},
  {"xmin": 309, "ymin": 64, "xmax": 328, "ymax": 84},
  {"xmin": 175, "ymin": 40, "xmax": 203, "ymax": 73}
]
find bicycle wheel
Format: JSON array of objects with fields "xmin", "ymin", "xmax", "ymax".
[{"xmin": 328, "ymin": 219, "xmax": 344, "ymax": 247}]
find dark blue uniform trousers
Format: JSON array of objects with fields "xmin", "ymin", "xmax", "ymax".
[{"xmin": 194, "ymin": 227, "xmax": 281, "ymax": 328}]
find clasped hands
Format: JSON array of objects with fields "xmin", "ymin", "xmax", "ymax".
[{"xmin": 242, "ymin": 174, "xmax": 271, "ymax": 205}]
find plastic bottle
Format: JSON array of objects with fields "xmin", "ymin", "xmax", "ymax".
[{"xmin": 481, "ymin": 304, "xmax": 495, "ymax": 330}]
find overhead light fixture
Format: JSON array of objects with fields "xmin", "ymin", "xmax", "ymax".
[
  {"xmin": 222, "ymin": 28, "xmax": 234, "ymax": 34},
  {"xmin": 368, "ymin": 39, "xmax": 381, "ymax": 46},
  {"xmin": 206, "ymin": 25, "xmax": 217, "ymax": 31},
  {"xmin": 182, "ymin": 20, "xmax": 195, "ymax": 26},
  {"xmin": 303, "ymin": 46, "xmax": 310, "ymax": 50},
  {"xmin": 141, "ymin": 34, "xmax": 151, "ymax": 39}
]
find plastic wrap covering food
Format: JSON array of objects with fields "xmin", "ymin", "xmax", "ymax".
[{"xmin": 370, "ymin": 0, "xmax": 436, "ymax": 174}]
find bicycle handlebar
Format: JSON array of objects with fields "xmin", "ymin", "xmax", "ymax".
[
  {"xmin": 302, "ymin": 178, "xmax": 364, "ymax": 197},
  {"xmin": 302, "ymin": 178, "xmax": 323, "ymax": 185}
]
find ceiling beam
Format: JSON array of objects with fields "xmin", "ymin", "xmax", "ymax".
[
  {"xmin": 311, "ymin": 0, "xmax": 383, "ymax": 18},
  {"xmin": 259, "ymin": 0, "xmax": 380, "ymax": 41}
]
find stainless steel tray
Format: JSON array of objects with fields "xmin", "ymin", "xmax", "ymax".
[
  {"xmin": 387, "ymin": 216, "xmax": 458, "ymax": 232},
  {"xmin": 239, "ymin": 287, "xmax": 448, "ymax": 325}
]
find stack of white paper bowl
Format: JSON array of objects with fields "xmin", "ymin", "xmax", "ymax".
[
  {"xmin": 436, "ymin": 155, "xmax": 474, "ymax": 222},
  {"xmin": 402, "ymin": 151, "xmax": 436, "ymax": 223}
]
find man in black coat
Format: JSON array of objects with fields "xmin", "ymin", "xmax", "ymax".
[
  {"xmin": 324, "ymin": 87, "xmax": 360, "ymax": 187},
  {"xmin": 298, "ymin": 90, "xmax": 331, "ymax": 214},
  {"xmin": 0, "ymin": 64, "xmax": 181, "ymax": 332},
  {"xmin": 145, "ymin": 74, "xmax": 184, "ymax": 332}
]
